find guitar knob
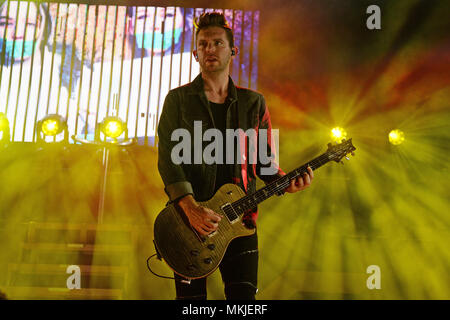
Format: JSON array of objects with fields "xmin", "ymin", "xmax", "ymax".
[
  {"xmin": 190, "ymin": 250, "xmax": 200, "ymax": 256},
  {"xmin": 207, "ymin": 244, "xmax": 215, "ymax": 250},
  {"xmin": 203, "ymin": 258, "xmax": 212, "ymax": 264}
]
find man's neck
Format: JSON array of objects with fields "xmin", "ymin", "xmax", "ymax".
[{"xmin": 201, "ymin": 71, "xmax": 229, "ymax": 103}]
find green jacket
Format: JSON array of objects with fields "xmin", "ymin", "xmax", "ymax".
[{"xmin": 157, "ymin": 74, "xmax": 284, "ymax": 222}]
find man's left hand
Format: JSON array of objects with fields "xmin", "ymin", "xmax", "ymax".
[{"xmin": 284, "ymin": 166, "xmax": 314, "ymax": 193}]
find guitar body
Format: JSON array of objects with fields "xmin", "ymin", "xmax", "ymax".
[{"xmin": 153, "ymin": 183, "xmax": 255, "ymax": 279}]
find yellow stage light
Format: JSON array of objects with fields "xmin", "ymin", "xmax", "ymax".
[
  {"xmin": 37, "ymin": 114, "xmax": 68, "ymax": 143},
  {"xmin": 331, "ymin": 127, "xmax": 347, "ymax": 142},
  {"xmin": 39, "ymin": 114, "xmax": 65, "ymax": 136},
  {"xmin": 100, "ymin": 116, "xmax": 126, "ymax": 139},
  {"xmin": 389, "ymin": 129, "xmax": 405, "ymax": 145},
  {"xmin": 42, "ymin": 119, "xmax": 59, "ymax": 136},
  {"xmin": 0, "ymin": 113, "xmax": 8, "ymax": 130},
  {"xmin": 0, "ymin": 112, "xmax": 10, "ymax": 142}
]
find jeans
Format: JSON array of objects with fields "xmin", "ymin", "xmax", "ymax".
[{"xmin": 174, "ymin": 232, "xmax": 258, "ymax": 300}]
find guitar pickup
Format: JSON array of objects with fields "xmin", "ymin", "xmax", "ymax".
[{"xmin": 220, "ymin": 203, "xmax": 239, "ymax": 224}]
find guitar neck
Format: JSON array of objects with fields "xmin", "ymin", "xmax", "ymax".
[{"xmin": 228, "ymin": 152, "xmax": 331, "ymax": 216}]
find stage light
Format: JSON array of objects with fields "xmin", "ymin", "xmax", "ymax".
[
  {"xmin": 99, "ymin": 116, "xmax": 126, "ymax": 140},
  {"xmin": 36, "ymin": 114, "xmax": 68, "ymax": 143},
  {"xmin": 42, "ymin": 119, "xmax": 59, "ymax": 136},
  {"xmin": 0, "ymin": 112, "xmax": 10, "ymax": 143},
  {"xmin": 331, "ymin": 127, "xmax": 347, "ymax": 143},
  {"xmin": 389, "ymin": 129, "xmax": 405, "ymax": 145}
]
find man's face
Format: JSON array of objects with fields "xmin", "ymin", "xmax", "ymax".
[
  {"xmin": 195, "ymin": 26, "xmax": 233, "ymax": 73},
  {"xmin": 0, "ymin": 1, "xmax": 40, "ymax": 42}
]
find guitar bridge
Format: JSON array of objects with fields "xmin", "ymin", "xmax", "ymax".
[{"xmin": 207, "ymin": 230, "xmax": 217, "ymax": 238}]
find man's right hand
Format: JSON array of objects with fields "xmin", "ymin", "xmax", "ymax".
[{"xmin": 178, "ymin": 195, "xmax": 222, "ymax": 236}]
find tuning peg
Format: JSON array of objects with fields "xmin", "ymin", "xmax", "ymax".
[
  {"xmin": 340, "ymin": 161, "xmax": 344, "ymax": 165},
  {"xmin": 345, "ymin": 156, "xmax": 350, "ymax": 160},
  {"xmin": 351, "ymin": 152, "xmax": 355, "ymax": 156}
]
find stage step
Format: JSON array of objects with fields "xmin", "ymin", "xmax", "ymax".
[
  {"xmin": 7, "ymin": 263, "xmax": 127, "ymax": 289},
  {"xmin": 22, "ymin": 243, "xmax": 132, "ymax": 253},
  {"xmin": 4, "ymin": 222, "xmax": 136, "ymax": 299},
  {"xmin": 24, "ymin": 222, "xmax": 136, "ymax": 245},
  {"xmin": 8, "ymin": 263, "xmax": 128, "ymax": 275},
  {"xmin": 3, "ymin": 286, "xmax": 122, "ymax": 300}
]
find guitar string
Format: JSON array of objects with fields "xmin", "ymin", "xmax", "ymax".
[
  {"xmin": 221, "ymin": 158, "xmax": 322, "ymax": 220},
  {"xmin": 248, "ymin": 145, "xmax": 352, "ymax": 206},
  {"xmin": 229, "ymin": 153, "xmax": 330, "ymax": 214},
  {"xmin": 226, "ymin": 156, "xmax": 325, "ymax": 216}
]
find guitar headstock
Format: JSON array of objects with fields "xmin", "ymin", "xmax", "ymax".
[{"xmin": 326, "ymin": 138, "xmax": 356, "ymax": 163}]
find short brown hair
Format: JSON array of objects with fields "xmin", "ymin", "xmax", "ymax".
[{"xmin": 194, "ymin": 12, "xmax": 234, "ymax": 48}]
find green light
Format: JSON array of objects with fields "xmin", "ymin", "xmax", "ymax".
[{"xmin": 389, "ymin": 129, "xmax": 405, "ymax": 145}]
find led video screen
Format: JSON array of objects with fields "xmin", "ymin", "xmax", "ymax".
[{"xmin": 0, "ymin": 1, "xmax": 259, "ymax": 145}]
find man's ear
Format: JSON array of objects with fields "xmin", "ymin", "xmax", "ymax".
[{"xmin": 193, "ymin": 50, "xmax": 198, "ymax": 61}]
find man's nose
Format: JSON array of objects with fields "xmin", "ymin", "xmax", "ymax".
[{"xmin": 205, "ymin": 42, "xmax": 216, "ymax": 53}]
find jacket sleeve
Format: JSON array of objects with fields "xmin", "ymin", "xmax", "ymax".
[
  {"xmin": 256, "ymin": 95, "xmax": 286, "ymax": 187},
  {"xmin": 157, "ymin": 90, "xmax": 194, "ymax": 203}
]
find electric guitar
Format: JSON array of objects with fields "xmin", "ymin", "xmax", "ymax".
[{"xmin": 153, "ymin": 139, "xmax": 356, "ymax": 279}]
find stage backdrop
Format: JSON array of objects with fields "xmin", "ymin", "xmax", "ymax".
[{"xmin": 0, "ymin": 0, "xmax": 259, "ymax": 144}]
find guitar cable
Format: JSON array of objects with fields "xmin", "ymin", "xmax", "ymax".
[{"xmin": 146, "ymin": 252, "xmax": 192, "ymax": 285}]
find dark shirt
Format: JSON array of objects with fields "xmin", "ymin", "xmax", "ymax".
[{"xmin": 209, "ymin": 100, "xmax": 232, "ymax": 193}]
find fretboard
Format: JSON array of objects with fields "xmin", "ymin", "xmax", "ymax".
[{"xmin": 222, "ymin": 152, "xmax": 331, "ymax": 220}]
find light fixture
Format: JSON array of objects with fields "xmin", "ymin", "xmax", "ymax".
[
  {"xmin": 331, "ymin": 127, "xmax": 347, "ymax": 143},
  {"xmin": 389, "ymin": 129, "xmax": 405, "ymax": 145},
  {"xmin": 36, "ymin": 114, "xmax": 68, "ymax": 143},
  {"xmin": 97, "ymin": 116, "xmax": 127, "ymax": 142}
]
